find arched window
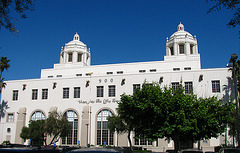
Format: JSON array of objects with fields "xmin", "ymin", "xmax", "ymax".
[
  {"xmin": 97, "ymin": 109, "xmax": 113, "ymax": 145},
  {"xmin": 31, "ymin": 111, "xmax": 45, "ymax": 121},
  {"xmin": 62, "ymin": 110, "xmax": 78, "ymax": 145}
]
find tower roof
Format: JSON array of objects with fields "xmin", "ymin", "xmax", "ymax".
[
  {"xmin": 66, "ymin": 32, "xmax": 86, "ymax": 46},
  {"xmin": 170, "ymin": 23, "xmax": 193, "ymax": 39}
]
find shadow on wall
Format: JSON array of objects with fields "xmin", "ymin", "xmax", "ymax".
[
  {"xmin": 222, "ymin": 77, "xmax": 234, "ymax": 103},
  {"xmin": 0, "ymin": 100, "xmax": 9, "ymax": 121}
]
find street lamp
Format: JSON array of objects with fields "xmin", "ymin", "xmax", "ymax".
[
  {"xmin": 86, "ymin": 123, "xmax": 89, "ymax": 147},
  {"xmin": 230, "ymin": 53, "xmax": 239, "ymax": 147}
]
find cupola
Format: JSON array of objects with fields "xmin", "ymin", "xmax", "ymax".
[
  {"xmin": 166, "ymin": 23, "xmax": 198, "ymax": 57},
  {"xmin": 60, "ymin": 33, "xmax": 91, "ymax": 66}
]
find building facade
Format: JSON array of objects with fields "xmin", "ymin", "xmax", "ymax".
[{"xmin": 0, "ymin": 23, "xmax": 233, "ymax": 151}]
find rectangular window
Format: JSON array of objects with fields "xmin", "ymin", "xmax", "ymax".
[
  {"xmin": 42, "ymin": 89, "xmax": 48, "ymax": 100},
  {"xmin": 108, "ymin": 85, "xmax": 116, "ymax": 97},
  {"xmin": 74, "ymin": 87, "xmax": 80, "ymax": 98},
  {"xmin": 68, "ymin": 53, "xmax": 73, "ymax": 62},
  {"xmin": 179, "ymin": 44, "xmax": 184, "ymax": 54},
  {"xmin": 97, "ymin": 86, "xmax": 104, "ymax": 97},
  {"xmin": 133, "ymin": 84, "xmax": 141, "ymax": 93},
  {"xmin": 150, "ymin": 69, "xmax": 157, "ymax": 72},
  {"xmin": 134, "ymin": 134, "xmax": 152, "ymax": 146},
  {"xmin": 32, "ymin": 89, "xmax": 38, "ymax": 100},
  {"xmin": 106, "ymin": 72, "xmax": 113, "ymax": 75},
  {"xmin": 184, "ymin": 67, "xmax": 191, "ymax": 70},
  {"xmin": 117, "ymin": 71, "xmax": 123, "ymax": 74},
  {"xmin": 139, "ymin": 70, "xmax": 146, "ymax": 73},
  {"xmin": 212, "ymin": 80, "xmax": 221, "ymax": 93},
  {"xmin": 12, "ymin": 90, "xmax": 18, "ymax": 101},
  {"xmin": 7, "ymin": 113, "xmax": 14, "ymax": 122},
  {"xmin": 185, "ymin": 82, "xmax": 193, "ymax": 94},
  {"xmin": 63, "ymin": 88, "xmax": 70, "ymax": 99},
  {"xmin": 77, "ymin": 53, "xmax": 82, "ymax": 62},
  {"xmin": 171, "ymin": 82, "xmax": 179, "ymax": 91},
  {"xmin": 173, "ymin": 68, "xmax": 180, "ymax": 71}
]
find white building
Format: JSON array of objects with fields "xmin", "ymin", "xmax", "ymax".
[{"xmin": 0, "ymin": 23, "xmax": 233, "ymax": 151}]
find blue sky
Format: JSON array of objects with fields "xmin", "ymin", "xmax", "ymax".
[{"xmin": 0, "ymin": 0, "xmax": 239, "ymax": 81}]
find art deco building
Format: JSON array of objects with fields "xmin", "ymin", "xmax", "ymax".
[{"xmin": 0, "ymin": 23, "xmax": 232, "ymax": 152}]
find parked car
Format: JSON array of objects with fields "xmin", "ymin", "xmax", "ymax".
[
  {"xmin": 219, "ymin": 148, "xmax": 240, "ymax": 153},
  {"xmin": 180, "ymin": 149, "xmax": 203, "ymax": 153},
  {"xmin": 67, "ymin": 147, "xmax": 123, "ymax": 153},
  {"xmin": 0, "ymin": 147, "xmax": 60, "ymax": 153}
]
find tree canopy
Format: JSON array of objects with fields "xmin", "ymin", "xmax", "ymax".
[
  {"xmin": 118, "ymin": 83, "xmax": 234, "ymax": 151},
  {"xmin": 0, "ymin": 0, "xmax": 35, "ymax": 33},
  {"xmin": 0, "ymin": 56, "xmax": 10, "ymax": 92},
  {"xmin": 207, "ymin": 0, "xmax": 240, "ymax": 29},
  {"xmin": 20, "ymin": 111, "xmax": 72, "ymax": 146},
  {"xmin": 108, "ymin": 114, "xmax": 133, "ymax": 149}
]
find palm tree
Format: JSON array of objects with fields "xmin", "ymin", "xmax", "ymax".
[{"xmin": 0, "ymin": 57, "xmax": 10, "ymax": 91}]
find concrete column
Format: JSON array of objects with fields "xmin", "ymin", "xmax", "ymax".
[
  {"xmin": 15, "ymin": 107, "xmax": 27, "ymax": 144},
  {"xmin": 81, "ymin": 106, "xmax": 91, "ymax": 147},
  {"xmin": 185, "ymin": 42, "xmax": 190, "ymax": 55},
  {"xmin": 60, "ymin": 52, "xmax": 63, "ymax": 64},
  {"xmin": 73, "ymin": 51, "xmax": 78, "ymax": 63},
  {"xmin": 166, "ymin": 47, "xmax": 170, "ymax": 56},
  {"xmin": 195, "ymin": 44, "xmax": 198, "ymax": 54},
  {"xmin": 173, "ymin": 42, "xmax": 178, "ymax": 55},
  {"xmin": 63, "ymin": 52, "xmax": 67, "ymax": 63}
]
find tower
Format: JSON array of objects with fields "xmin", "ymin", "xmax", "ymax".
[
  {"xmin": 166, "ymin": 23, "xmax": 198, "ymax": 57},
  {"xmin": 60, "ymin": 33, "xmax": 91, "ymax": 66}
]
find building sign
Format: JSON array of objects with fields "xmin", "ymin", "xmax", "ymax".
[{"xmin": 78, "ymin": 99, "xmax": 120, "ymax": 105}]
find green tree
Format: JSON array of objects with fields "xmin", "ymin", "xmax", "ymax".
[
  {"xmin": 0, "ymin": 56, "xmax": 10, "ymax": 92},
  {"xmin": 20, "ymin": 111, "xmax": 72, "ymax": 146},
  {"xmin": 45, "ymin": 111, "xmax": 72, "ymax": 145},
  {"xmin": 227, "ymin": 59, "xmax": 240, "ymax": 143},
  {"xmin": 107, "ymin": 114, "xmax": 133, "ymax": 149},
  {"xmin": 20, "ymin": 120, "xmax": 46, "ymax": 146},
  {"xmin": 118, "ymin": 83, "xmax": 234, "ymax": 152},
  {"xmin": 0, "ymin": 0, "xmax": 35, "ymax": 33}
]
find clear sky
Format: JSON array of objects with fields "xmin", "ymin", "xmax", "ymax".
[{"xmin": 0, "ymin": 0, "xmax": 239, "ymax": 81}]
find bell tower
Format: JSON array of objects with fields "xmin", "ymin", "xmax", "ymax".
[
  {"xmin": 164, "ymin": 23, "xmax": 201, "ymax": 69},
  {"xmin": 166, "ymin": 23, "xmax": 198, "ymax": 57},
  {"xmin": 60, "ymin": 33, "xmax": 91, "ymax": 66}
]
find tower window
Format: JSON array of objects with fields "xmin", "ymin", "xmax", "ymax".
[
  {"xmin": 179, "ymin": 44, "xmax": 184, "ymax": 54},
  {"xmin": 68, "ymin": 53, "xmax": 73, "ymax": 62},
  {"xmin": 78, "ymin": 53, "xmax": 82, "ymax": 62},
  {"xmin": 190, "ymin": 44, "xmax": 194, "ymax": 54},
  {"xmin": 170, "ymin": 46, "xmax": 174, "ymax": 55}
]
